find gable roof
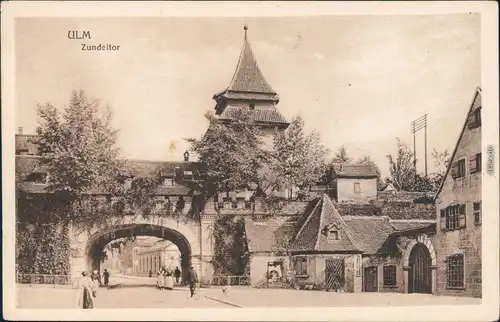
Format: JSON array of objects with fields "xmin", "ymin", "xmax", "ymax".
[
  {"xmin": 290, "ymin": 194, "xmax": 360, "ymax": 253},
  {"xmin": 332, "ymin": 164, "xmax": 378, "ymax": 179},
  {"xmin": 245, "ymin": 220, "xmax": 296, "ymax": 253},
  {"xmin": 342, "ymin": 216, "xmax": 395, "ymax": 254},
  {"xmin": 214, "ymin": 28, "xmax": 279, "ymax": 102},
  {"xmin": 435, "ymin": 87, "xmax": 481, "ymax": 198}
]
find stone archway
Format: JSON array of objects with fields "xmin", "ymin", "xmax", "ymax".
[
  {"xmin": 85, "ymin": 224, "xmax": 193, "ymax": 280},
  {"xmin": 69, "ymin": 215, "xmax": 205, "ymax": 284},
  {"xmin": 402, "ymin": 234, "xmax": 437, "ymax": 294}
]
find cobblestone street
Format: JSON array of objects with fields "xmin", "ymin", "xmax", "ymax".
[{"xmin": 17, "ymin": 278, "xmax": 481, "ymax": 309}]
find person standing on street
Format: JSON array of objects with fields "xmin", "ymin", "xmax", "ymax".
[
  {"xmin": 77, "ymin": 272, "xmax": 95, "ymax": 309},
  {"xmin": 174, "ymin": 267, "xmax": 181, "ymax": 284},
  {"xmin": 186, "ymin": 266, "xmax": 198, "ymax": 298},
  {"xmin": 102, "ymin": 269, "xmax": 110, "ymax": 286}
]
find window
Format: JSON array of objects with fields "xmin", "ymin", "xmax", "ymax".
[
  {"xmin": 383, "ymin": 265, "xmax": 397, "ymax": 287},
  {"xmin": 440, "ymin": 204, "xmax": 466, "ymax": 231},
  {"xmin": 155, "ymin": 200, "xmax": 164, "ymax": 210},
  {"xmin": 473, "ymin": 201, "xmax": 481, "ymax": 225},
  {"xmin": 295, "ymin": 257, "xmax": 308, "ymax": 276},
  {"xmin": 353, "ymin": 182, "xmax": 361, "ymax": 194},
  {"xmin": 328, "ymin": 229, "xmax": 339, "ymax": 241},
  {"xmin": 447, "ymin": 254, "xmax": 465, "ymax": 288},
  {"xmin": 468, "ymin": 108, "xmax": 481, "ymax": 129},
  {"xmin": 163, "ymin": 178, "xmax": 174, "ymax": 186},
  {"xmin": 469, "ymin": 153, "xmax": 481, "ymax": 174}
]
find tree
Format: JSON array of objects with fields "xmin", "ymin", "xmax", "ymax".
[
  {"xmin": 187, "ymin": 109, "xmax": 267, "ymax": 196},
  {"xmin": 16, "ymin": 90, "xmax": 124, "ymax": 276},
  {"xmin": 429, "ymin": 149, "xmax": 451, "ymax": 189},
  {"xmin": 269, "ymin": 116, "xmax": 328, "ymax": 196},
  {"xmin": 386, "ymin": 138, "xmax": 434, "ymax": 192},
  {"xmin": 33, "ymin": 90, "xmax": 124, "ymax": 227},
  {"xmin": 331, "ymin": 146, "xmax": 352, "ymax": 165},
  {"xmin": 356, "ymin": 155, "xmax": 385, "ymax": 191}
]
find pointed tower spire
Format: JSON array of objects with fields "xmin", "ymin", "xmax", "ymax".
[{"xmin": 213, "ymin": 24, "xmax": 279, "ymax": 102}]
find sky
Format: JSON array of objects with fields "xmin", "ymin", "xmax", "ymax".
[{"xmin": 15, "ymin": 15, "xmax": 480, "ymax": 177}]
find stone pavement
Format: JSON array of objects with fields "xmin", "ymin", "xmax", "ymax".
[
  {"xmin": 16, "ymin": 285, "xmax": 228, "ymax": 309},
  {"xmin": 16, "ymin": 284, "xmax": 481, "ymax": 309},
  {"xmin": 204, "ymin": 288, "xmax": 482, "ymax": 307}
]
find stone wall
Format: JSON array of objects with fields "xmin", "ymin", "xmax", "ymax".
[{"xmin": 435, "ymin": 102, "xmax": 481, "ymax": 298}]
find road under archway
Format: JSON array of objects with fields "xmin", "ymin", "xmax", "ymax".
[{"xmin": 85, "ymin": 224, "xmax": 192, "ymax": 282}]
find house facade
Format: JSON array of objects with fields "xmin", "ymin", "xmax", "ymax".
[
  {"xmin": 434, "ymin": 87, "xmax": 482, "ymax": 298},
  {"xmin": 330, "ymin": 164, "xmax": 378, "ymax": 203},
  {"xmin": 132, "ymin": 240, "xmax": 182, "ymax": 275}
]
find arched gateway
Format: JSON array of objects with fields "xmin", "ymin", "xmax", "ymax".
[{"xmin": 68, "ymin": 215, "xmax": 213, "ymax": 282}]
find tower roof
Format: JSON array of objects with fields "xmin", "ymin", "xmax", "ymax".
[{"xmin": 214, "ymin": 26, "xmax": 279, "ymax": 102}]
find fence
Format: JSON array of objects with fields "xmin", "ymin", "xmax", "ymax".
[
  {"xmin": 211, "ymin": 275, "xmax": 251, "ymax": 286},
  {"xmin": 16, "ymin": 273, "xmax": 80, "ymax": 288}
]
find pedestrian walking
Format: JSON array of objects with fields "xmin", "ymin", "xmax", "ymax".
[
  {"xmin": 90, "ymin": 270, "xmax": 100, "ymax": 296},
  {"xmin": 186, "ymin": 266, "xmax": 198, "ymax": 298},
  {"xmin": 102, "ymin": 269, "xmax": 110, "ymax": 286},
  {"xmin": 77, "ymin": 272, "xmax": 96, "ymax": 309},
  {"xmin": 174, "ymin": 267, "xmax": 181, "ymax": 284}
]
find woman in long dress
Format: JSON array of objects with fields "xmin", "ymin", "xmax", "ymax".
[
  {"xmin": 164, "ymin": 268, "xmax": 174, "ymax": 290},
  {"xmin": 77, "ymin": 272, "xmax": 96, "ymax": 309},
  {"xmin": 156, "ymin": 268, "xmax": 165, "ymax": 290}
]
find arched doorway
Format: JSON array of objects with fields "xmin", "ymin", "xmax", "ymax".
[
  {"xmin": 84, "ymin": 224, "xmax": 192, "ymax": 281},
  {"xmin": 408, "ymin": 243, "xmax": 432, "ymax": 294}
]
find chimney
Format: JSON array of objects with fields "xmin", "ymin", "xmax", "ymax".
[{"xmin": 18, "ymin": 127, "xmax": 23, "ymax": 135}]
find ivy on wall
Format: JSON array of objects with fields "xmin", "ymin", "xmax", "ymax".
[{"xmin": 212, "ymin": 215, "xmax": 250, "ymax": 276}]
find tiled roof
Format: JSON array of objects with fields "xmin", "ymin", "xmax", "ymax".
[
  {"xmin": 16, "ymin": 156, "xmax": 198, "ymax": 196},
  {"xmin": 390, "ymin": 219, "xmax": 436, "ymax": 232},
  {"xmin": 138, "ymin": 240, "xmax": 178, "ymax": 254},
  {"xmin": 342, "ymin": 216, "xmax": 395, "ymax": 254},
  {"xmin": 245, "ymin": 220, "xmax": 295, "ymax": 253},
  {"xmin": 332, "ymin": 164, "xmax": 378, "ymax": 178},
  {"xmin": 290, "ymin": 194, "xmax": 360, "ymax": 253},
  {"xmin": 219, "ymin": 105, "xmax": 289, "ymax": 127},
  {"xmin": 214, "ymin": 33, "xmax": 279, "ymax": 102}
]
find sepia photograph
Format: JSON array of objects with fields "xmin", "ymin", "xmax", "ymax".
[{"xmin": 2, "ymin": 1, "xmax": 499, "ymax": 321}]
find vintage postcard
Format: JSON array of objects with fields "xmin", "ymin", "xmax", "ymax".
[{"xmin": 2, "ymin": 1, "xmax": 499, "ymax": 321}]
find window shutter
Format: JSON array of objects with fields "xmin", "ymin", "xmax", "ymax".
[
  {"xmin": 458, "ymin": 205, "xmax": 467, "ymax": 229},
  {"xmin": 451, "ymin": 162, "xmax": 459, "ymax": 179},
  {"xmin": 440, "ymin": 209, "xmax": 447, "ymax": 230},
  {"xmin": 468, "ymin": 112, "xmax": 477, "ymax": 128},
  {"xmin": 469, "ymin": 155, "xmax": 477, "ymax": 173}
]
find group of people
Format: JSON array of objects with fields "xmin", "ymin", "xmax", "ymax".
[
  {"xmin": 77, "ymin": 269, "xmax": 111, "ymax": 309},
  {"xmin": 156, "ymin": 266, "xmax": 177, "ymax": 290},
  {"xmin": 156, "ymin": 266, "xmax": 199, "ymax": 299}
]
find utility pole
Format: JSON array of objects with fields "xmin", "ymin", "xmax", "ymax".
[{"xmin": 410, "ymin": 114, "xmax": 428, "ymax": 176}]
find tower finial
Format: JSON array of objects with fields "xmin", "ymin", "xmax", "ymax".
[{"xmin": 244, "ymin": 24, "xmax": 248, "ymax": 40}]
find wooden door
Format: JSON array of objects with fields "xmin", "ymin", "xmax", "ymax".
[
  {"xmin": 408, "ymin": 243, "xmax": 432, "ymax": 294},
  {"xmin": 325, "ymin": 259, "xmax": 345, "ymax": 290},
  {"xmin": 364, "ymin": 266, "xmax": 378, "ymax": 292}
]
